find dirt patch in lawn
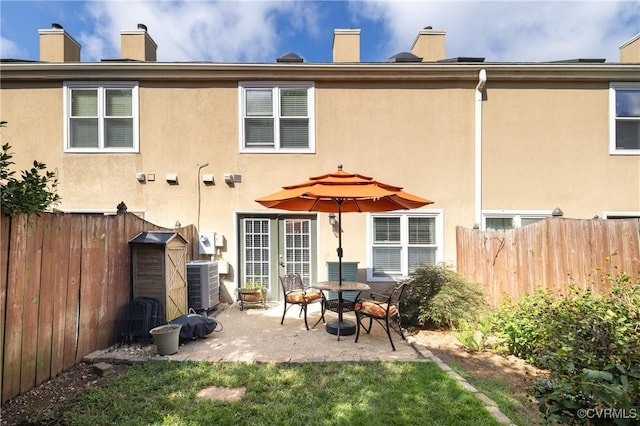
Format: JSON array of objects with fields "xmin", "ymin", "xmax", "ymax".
[{"xmin": 0, "ymin": 362, "xmax": 132, "ymax": 426}]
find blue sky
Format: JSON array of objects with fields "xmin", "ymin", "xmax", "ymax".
[{"xmin": 1, "ymin": 1, "xmax": 638, "ymax": 63}]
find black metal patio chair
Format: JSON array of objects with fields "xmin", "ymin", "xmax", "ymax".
[
  {"xmin": 354, "ymin": 282, "xmax": 407, "ymax": 351},
  {"xmin": 279, "ymin": 273, "xmax": 325, "ymax": 330}
]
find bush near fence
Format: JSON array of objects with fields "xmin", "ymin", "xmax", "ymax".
[
  {"xmin": 456, "ymin": 217, "xmax": 640, "ymax": 306},
  {"xmin": 0, "ymin": 212, "xmax": 195, "ymax": 404}
]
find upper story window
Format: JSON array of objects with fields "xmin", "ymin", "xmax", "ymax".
[
  {"xmin": 483, "ymin": 210, "xmax": 551, "ymax": 231},
  {"xmin": 239, "ymin": 82, "xmax": 315, "ymax": 153},
  {"xmin": 64, "ymin": 82, "xmax": 139, "ymax": 153},
  {"xmin": 610, "ymin": 83, "xmax": 640, "ymax": 155},
  {"xmin": 367, "ymin": 211, "xmax": 443, "ymax": 281}
]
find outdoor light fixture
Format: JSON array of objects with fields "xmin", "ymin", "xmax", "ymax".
[{"xmin": 328, "ymin": 213, "xmax": 337, "ymax": 226}]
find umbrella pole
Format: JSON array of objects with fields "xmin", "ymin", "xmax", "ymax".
[
  {"xmin": 337, "ymin": 200, "xmax": 344, "ymax": 339},
  {"xmin": 337, "ymin": 201, "xmax": 343, "ymax": 286}
]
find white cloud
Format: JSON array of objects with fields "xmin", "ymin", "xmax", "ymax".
[
  {"xmin": 2, "ymin": 0, "xmax": 635, "ymax": 63},
  {"xmin": 77, "ymin": 1, "xmax": 322, "ymax": 62},
  {"xmin": 352, "ymin": 0, "xmax": 640, "ymax": 62},
  {"xmin": 0, "ymin": 37, "xmax": 27, "ymax": 59}
]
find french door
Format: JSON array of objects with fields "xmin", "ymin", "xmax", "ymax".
[{"xmin": 240, "ymin": 215, "xmax": 316, "ymax": 300}]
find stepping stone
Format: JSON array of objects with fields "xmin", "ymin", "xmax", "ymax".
[{"xmin": 196, "ymin": 386, "xmax": 246, "ymax": 402}]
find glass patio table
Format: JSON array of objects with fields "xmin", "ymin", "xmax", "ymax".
[{"xmin": 313, "ymin": 281, "xmax": 371, "ymax": 339}]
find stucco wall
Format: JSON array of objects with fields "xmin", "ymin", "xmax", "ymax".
[
  {"xmin": 1, "ymin": 66, "xmax": 638, "ymax": 293},
  {"xmin": 483, "ymin": 81, "xmax": 640, "ymax": 217}
]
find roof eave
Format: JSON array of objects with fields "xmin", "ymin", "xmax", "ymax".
[{"xmin": 1, "ymin": 61, "xmax": 639, "ymax": 82}]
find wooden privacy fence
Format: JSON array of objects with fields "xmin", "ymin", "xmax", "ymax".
[
  {"xmin": 456, "ymin": 218, "xmax": 640, "ymax": 307},
  {"xmin": 0, "ymin": 212, "xmax": 195, "ymax": 404}
]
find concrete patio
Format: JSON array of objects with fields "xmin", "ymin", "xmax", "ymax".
[{"xmin": 86, "ymin": 301, "xmax": 425, "ymax": 363}]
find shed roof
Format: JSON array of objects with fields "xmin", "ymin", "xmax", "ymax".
[{"xmin": 129, "ymin": 231, "xmax": 187, "ymax": 245}]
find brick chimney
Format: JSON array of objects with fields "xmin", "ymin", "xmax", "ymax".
[
  {"xmin": 332, "ymin": 29, "xmax": 360, "ymax": 63},
  {"xmin": 619, "ymin": 33, "xmax": 640, "ymax": 63},
  {"xmin": 120, "ymin": 24, "xmax": 157, "ymax": 61},
  {"xmin": 411, "ymin": 27, "xmax": 446, "ymax": 62},
  {"xmin": 38, "ymin": 23, "xmax": 81, "ymax": 62}
]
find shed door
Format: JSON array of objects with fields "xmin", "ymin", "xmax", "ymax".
[{"xmin": 166, "ymin": 245, "xmax": 188, "ymax": 320}]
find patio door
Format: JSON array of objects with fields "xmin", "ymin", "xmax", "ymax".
[{"xmin": 239, "ymin": 215, "xmax": 316, "ymax": 300}]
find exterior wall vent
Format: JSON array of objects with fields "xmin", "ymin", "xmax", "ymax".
[
  {"xmin": 276, "ymin": 52, "xmax": 304, "ymax": 63},
  {"xmin": 438, "ymin": 57, "xmax": 485, "ymax": 63},
  {"xmin": 387, "ymin": 52, "xmax": 423, "ymax": 63},
  {"xmin": 549, "ymin": 58, "xmax": 606, "ymax": 63}
]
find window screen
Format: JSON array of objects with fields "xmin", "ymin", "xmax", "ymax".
[
  {"xmin": 66, "ymin": 83, "xmax": 137, "ymax": 152},
  {"xmin": 241, "ymin": 83, "xmax": 313, "ymax": 152}
]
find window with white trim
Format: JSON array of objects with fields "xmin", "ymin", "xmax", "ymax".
[
  {"xmin": 368, "ymin": 212, "xmax": 443, "ymax": 280},
  {"xmin": 483, "ymin": 210, "xmax": 551, "ymax": 231},
  {"xmin": 239, "ymin": 82, "xmax": 315, "ymax": 153},
  {"xmin": 610, "ymin": 83, "xmax": 640, "ymax": 155},
  {"xmin": 64, "ymin": 82, "xmax": 139, "ymax": 153},
  {"xmin": 602, "ymin": 211, "xmax": 640, "ymax": 220}
]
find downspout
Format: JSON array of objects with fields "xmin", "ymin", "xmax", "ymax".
[{"xmin": 474, "ymin": 69, "xmax": 487, "ymax": 229}]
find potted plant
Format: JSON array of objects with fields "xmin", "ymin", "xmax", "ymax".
[
  {"xmin": 237, "ymin": 282, "xmax": 267, "ymax": 309},
  {"xmin": 149, "ymin": 322, "xmax": 182, "ymax": 355}
]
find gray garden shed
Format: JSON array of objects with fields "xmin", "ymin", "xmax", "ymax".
[{"xmin": 129, "ymin": 231, "xmax": 188, "ymax": 322}]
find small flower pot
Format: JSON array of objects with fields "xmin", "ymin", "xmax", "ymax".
[
  {"xmin": 237, "ymin": 289, "xmax": 267, "ymax": 310},
  {"xmin": 240, "ymin": 291, "xmax": 264, "ymax": 302},
  {"xmin": 150, "ymin": 324, "xmax": 182, "ymax": 355}
]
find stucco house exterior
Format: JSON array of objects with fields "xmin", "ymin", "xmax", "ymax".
[{"xmin": 1, "ymin": 24, "xmax": 639, "ymax": 301}]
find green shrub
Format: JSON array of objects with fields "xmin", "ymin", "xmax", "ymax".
[
  {"xmin": 491, "ymin": 272, "xmax": 640, "ymax": 424},
  {"xmin": 1, "ymin": 123, "xmax": 60, "ymax": 216},
  {"xmin": 491, "ymin": 288, "xmax": 558, "ymax": 362},
  {"xmin": 401, "ymin": 264, "xmax": 486, "ymax": 329}
]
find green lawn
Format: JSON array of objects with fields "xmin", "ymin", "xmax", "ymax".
[
  {"xmin": 62, "ymin": 361, "xmax": 502, "ymax": 425},
  {"xmin": 445, "ymin": 359, "xmax": 542, "ymax": 426}
]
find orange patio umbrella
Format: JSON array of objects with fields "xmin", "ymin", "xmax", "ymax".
[{"xmin": 256, "ymin": 165, "xmax": 434, "ymax": 285}]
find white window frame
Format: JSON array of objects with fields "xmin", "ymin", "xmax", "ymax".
[
  {"xmin": 482, "ymin": 210, "xmax": 552, "ymax": 231},
  {"xmin": 238, "ymin": 81, "xmax": 315, "ymax": 153},
  {"xmin": 609, "ymin": 82, "xmax": 640, "ymax": 156},
  {"xmin": 366, "ymin": 210, "xmax": 444, "ymax": 282},
  {"xmin": 64, "ymin": 81, "xmax": 139, "ymax": 153},
  {"xmin": 602, "ymin": 211, "xmax": 640, "ymax": 219}
]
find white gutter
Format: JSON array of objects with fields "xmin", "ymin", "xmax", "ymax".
[{"xmin": 474, "ymin": 69, "xmax": 487, "ymax": 229}]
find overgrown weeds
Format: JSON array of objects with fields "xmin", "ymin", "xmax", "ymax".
[
  {"xmin": 491, "ymin": 271, "xmax": 640, "ymax": 425},
  {"xmin": 422, "ymin": 262, "xmax": 639, "ymax": 424}
]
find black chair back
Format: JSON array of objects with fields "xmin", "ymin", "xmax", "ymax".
[{"xmin": 279, "ymin": 273, "xmax": 304, "ymax": 295}]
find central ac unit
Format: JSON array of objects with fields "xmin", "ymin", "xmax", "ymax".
[{"xmin": 186, "ymin": 260, "xmax": 219, "ymax": 311}]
